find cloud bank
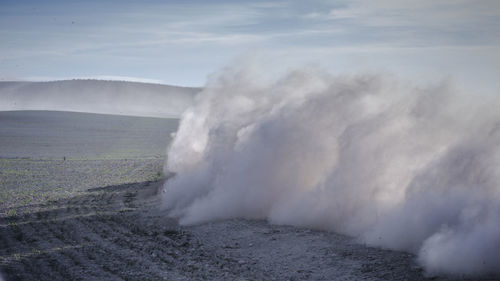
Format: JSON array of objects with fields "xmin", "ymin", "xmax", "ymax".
[{"xmin": 162, "ymin": 64, "xmax": 500, "ymax": 276}]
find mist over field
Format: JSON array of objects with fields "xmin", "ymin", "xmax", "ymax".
[
  {"xmin": 162, "ymin": 64, "xmax": 500, "ymax": 276},
  {"xmin": 0, "ymin": 80, "xmax": 199, "ymax": 118}
]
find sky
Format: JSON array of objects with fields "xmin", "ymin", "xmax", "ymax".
[{"xmin": 1, "ymin": 0, "xmax": 499, "ymax": 90}]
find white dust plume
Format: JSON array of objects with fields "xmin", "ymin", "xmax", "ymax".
[{"xmin": 162, "ymin": 64, "xmax": 500, "ymax": 276}]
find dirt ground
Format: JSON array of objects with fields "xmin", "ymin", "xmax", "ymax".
[
  {"xmin": 1, "ymin": 111, "xmax": 497, "ymax": 280},
  {"xmin": 2, "ymin": 178, "xmax": 496, "ymax": 281}
]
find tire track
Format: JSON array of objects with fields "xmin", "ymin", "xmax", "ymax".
[
  {"xmin": 2, "ymin": 208, "xmax": 117, "ymax": 280},
  {"xmin": 76, "ymin": 216, "xmax": 167, "ymax": 280},
  {"xmin": 1, "ymin": 179, "xmax": 268, "ymax": 280},
  {"xmin": 0, "ymin": 181, "xmax": 170, "ymax": 280}
]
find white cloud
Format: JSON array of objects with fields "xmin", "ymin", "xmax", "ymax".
[
  {"xmin": 2, "ymin": 0, "xmax": 500, "ymax": 86},
  {"xmin": 326, "ymin": 0, "xmax": 500, "ymax": 29}
]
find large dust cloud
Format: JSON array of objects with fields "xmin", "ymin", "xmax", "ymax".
[{"xmin": 162, "ymin": 64, "xmax": 500, "ymax": 276}]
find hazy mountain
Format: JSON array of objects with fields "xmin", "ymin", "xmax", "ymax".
[{"xmin": 0, "ymin": 80, "xmax": 200, "ymax": 118}]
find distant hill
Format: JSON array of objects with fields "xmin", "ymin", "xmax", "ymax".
[{"xmin": 0, "ymin": 80, "xmax": 200, "ymax": 118}]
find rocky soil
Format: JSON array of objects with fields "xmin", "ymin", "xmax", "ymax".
[{"xmin": 2, "ymin": 176, "xmax": 495, "ymax": 280}]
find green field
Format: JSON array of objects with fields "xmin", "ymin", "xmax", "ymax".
[
  {"xmin": 0, "ymin": 110, "xmax": 179, "ymax": 159},
  {"xmin": 0, "ymin": 110, "xmax": 178, "ymax": 214}
]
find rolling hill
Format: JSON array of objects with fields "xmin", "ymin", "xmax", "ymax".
[{"xmin": 0, "ymin": 80, "xmax": 199, "ymax": 118}]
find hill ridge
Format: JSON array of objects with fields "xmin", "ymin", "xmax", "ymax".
[{"xmin": 0, "ymin": 80, "xmax": 200, "ymax": 118}]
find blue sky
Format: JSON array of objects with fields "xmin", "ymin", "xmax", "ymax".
[{"xmin": 1, "ymin": 0, "xmax": 499, "ymax": 89}]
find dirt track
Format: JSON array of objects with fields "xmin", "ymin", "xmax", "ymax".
[
  {"xmin": 1, "ymin": 180, "xmax": 182, "ymax": 280},
  {"xmin": 2, "ymin": 178, "xmax": 497, "ymax": 280},
  {"xmin": 0, "ymin": 178, "xmax": 409, "ymax": 281}
]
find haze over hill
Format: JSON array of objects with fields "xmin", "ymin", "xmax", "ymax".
[{"xmin": 0, "ymin": 80, "xmax": 199, "ymax": 118}]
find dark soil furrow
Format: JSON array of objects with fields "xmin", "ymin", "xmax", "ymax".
[{"xmin": 75, "ymin": 216, "xmax": 169, "ymax": 280}]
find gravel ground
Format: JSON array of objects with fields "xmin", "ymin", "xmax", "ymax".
[
  {"xmin": 0, "ymin": 158, "xmax": 164, "ymax": 214},
  {"xmin": 0, "ymin": 110, "xmax": 173, "ymax": 215},
  {"xmin": 2, "ymin": 178, "xmax": 495, "ymax": 281}
]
